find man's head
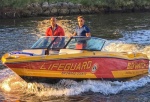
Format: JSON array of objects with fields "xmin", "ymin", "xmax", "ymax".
[
  {"xmin": 50, "ymin": 17, "xmax": 57, "ymax": 27},
  {"xmin": 77, "ymin": 16, "xmax": 85, "ymax": 27}
]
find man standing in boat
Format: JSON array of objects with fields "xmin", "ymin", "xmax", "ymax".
[
  {"xmin": 46, "ymin": 17, "xmax": 65, "ymax": 36},
  {"xmin": 45, "ymin": 17, "xmax": 65, "ymax": 48},
  {"xmin": 72, "ymin": 16, "xmax": 91, "ymax": 37},
  {"xmin": 71, "ymin": 16, "xmax": 91, "ymax": 49}
]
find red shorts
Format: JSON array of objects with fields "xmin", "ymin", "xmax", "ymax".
[{"xmin": 76, "ymin": 43, "xmax": 86, "ymax": 49}]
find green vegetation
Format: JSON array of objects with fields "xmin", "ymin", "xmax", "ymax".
[{"xmin": 0, "ymin": 0, "xmax": 150, "ymax": 10}]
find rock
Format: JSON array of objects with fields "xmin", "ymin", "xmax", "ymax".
[
  {"xmin": 33, "ymin": 2, "xmax": 40, "ymax": 7},
  {"xmin": 62, "ymin": 2, "xmax": 69, "ymax": 8},
  {"xmin": 68, "ymin": 2, "xmax": 75, "ymax": 8},
  {"xmin": 43, "ymin": 10, "xmax": 50, "ymax": 16},
  {"xmin": 60, "ymin": 9, "xmax": 69, "ymax": 15},
  {"xmin": 20, "ymin": 10, "xmax": 32, "ymax": 17},
  {"xmin": 77, "ymin": 4, "xmax": 82, "ymax": 8},
  {"xmin": 42, "ymin": 2, "xmax": 49, "ymax": 11},
  {"xmin": 26, "ymin": 4, "xmax": 35, "ymax": 11},
  {"xmin": 70, "ymin": 8, "xmax": 80, "ymax": 14},
  {"xmin": 1, "ymin": 1, "xmax": 149, "ymax": 19},
  {"xmin": 49, "ymin": 3, "xmax": 58, "ymax": 8},
  {"xmin": 80, "ymin": 6, "xmax": 90, "ymax": 14},
  {"xmin": 51, "ymin": 8, "xmax": 58, "ymax": 15},
  {"xmin": 25, "ymin": 3, "xmax": 42, "ymax": 16},
  {"xmin": 42, "ymin": 2, "xmax": 49, "ymax": 8},
  {"xmin": 35, "ymin": 7, "xmax": 43, "ymax": 15}
]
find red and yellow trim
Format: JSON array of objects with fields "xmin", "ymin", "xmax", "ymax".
[
  {"xmin": 11, "ymin": 68, "xmax": 97, "ymax": 78},
  {"xmin": 2, "ymin": 51, "xmax": 149, "ymax": 64},
  {"xmin": 112, "ymin": 69, "xmax": 148, "ymax": 78}
]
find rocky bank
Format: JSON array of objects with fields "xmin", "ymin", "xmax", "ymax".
[{"xmin": 0, "ymin": 1, "xmax": 150, "ymax": 19}]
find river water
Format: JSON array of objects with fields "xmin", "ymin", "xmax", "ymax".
[{"xmin": 0, "ymin": 12, "xmax": 150, "ymax": 102}]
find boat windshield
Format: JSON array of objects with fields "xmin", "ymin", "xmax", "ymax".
[
  {"xmin": 31, "ymin": 36, "xmax": 106, "ymax": 51},
  {"xmin": 31, "ymin": 36, "xmax": 68, "ymax": 49},
  {"xmin": 66, "ymin": 37, "xmax": 106, "ymax": 51}
]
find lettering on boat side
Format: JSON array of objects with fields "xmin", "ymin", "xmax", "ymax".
[
  {"xmin": 45, "ymin": 61, "xmax": 92, "ymax": 71},
  {"xmin": 50, "ymin": 61, "xmax": 91, "ymax": 70},
  {"xmin": 61, "ymin": 72, "xmax": 86, "ymax": 75},
  {"xmin": 127, "ymin": 62, "xmax": 148, "ymax": 69},
  {"xmin": 38, "ymin": 61, "xmax": 92, "ymax": 71},
  {"xmin": 126, "ymin": 71, "xmax": 145, "ymax": 74},
  {"xmin": 125, "ymin": 70, "xmax": 146, "ymax": 74}
]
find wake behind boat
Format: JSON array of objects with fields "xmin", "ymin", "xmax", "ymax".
[{"xmin": 1, "ymin": 36, "xmax": 149, "ymax": 80}]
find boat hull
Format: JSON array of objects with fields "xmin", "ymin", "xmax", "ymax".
[{"xmin": 2, "ymin": 52, "xmax": 149, "ymax": 79}]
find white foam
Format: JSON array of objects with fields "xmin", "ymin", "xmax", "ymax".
[
  {"xmin": 0, "ymin": 68, "xmax": 150, "ymax": 96},
  {"xmin": 23, "ymin": 76, "xmax": 150, "ymax": 96}
]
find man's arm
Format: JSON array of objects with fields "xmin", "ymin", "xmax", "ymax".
[
  {"xmin": 45, "ymin": 28, "xmax": 49, "ymax": 36},
  {"xmin": 85, "ymin": 26, "xmax": 91, "ymax": 37},
  {"xmin": 86, "ymin": 33, "xmax": 91, "ymax": 37},
  {"xmin": 69, "ymin": 32, "xmax": 76, "ymax": 37},
  {"xmin": 72, "ymin": 32, "xmax": 77, "ymax": 36}
]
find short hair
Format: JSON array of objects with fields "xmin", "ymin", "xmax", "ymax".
[
  {"xmin": 77, "ymin": 16, "xmax": 84, "ymax": 20},
  {"xmin": 50, "ymin": 17, "xmax": 56, "ymax": 21}
]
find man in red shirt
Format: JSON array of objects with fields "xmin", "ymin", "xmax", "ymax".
[
  {"xmin": 45, "ymin": 17, "xmax": 65, "ymax": 50},
  {"xmin": 46, "ymin": 17, "xmax": 65, "ymax": 36}
]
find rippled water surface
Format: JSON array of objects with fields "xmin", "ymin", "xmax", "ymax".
[{"xmin": 0, "ymin": 12, "xmax": 150, "ymax": 102}]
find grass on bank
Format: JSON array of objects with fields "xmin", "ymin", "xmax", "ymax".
[{"xmin": 0, "ymin": 0, "xmax": 150, "ymax": 9}]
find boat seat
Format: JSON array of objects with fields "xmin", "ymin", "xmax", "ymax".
[
  {"xmin": 22, "ymin": 49, "xmax": 45, "ymax": 56},
  {"xmin": 59, "ymin": 49, "xmax": 83, "ymax": 55},
  {"xmin": 49, "ymin": 50, "xmax": 59, "ymax": 55}
]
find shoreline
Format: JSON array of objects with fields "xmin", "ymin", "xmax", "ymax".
[{"xmin": 0, "ymin": 2, "xmax": 150, "ymax": 19}]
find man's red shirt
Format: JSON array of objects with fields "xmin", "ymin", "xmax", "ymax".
[{"xmin": 46, "ymin": 25, "xmax": 65, "ymax": 36}]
